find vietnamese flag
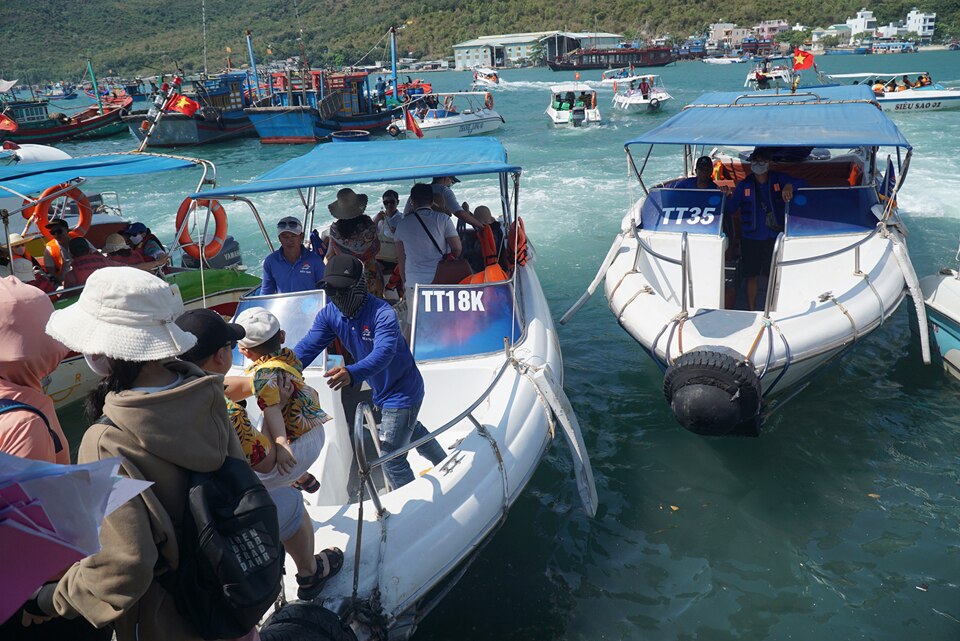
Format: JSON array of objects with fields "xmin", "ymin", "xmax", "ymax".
[
  {"xmin": 405, "ymin": 109, "xmax": 423, "ymax": 139},
  {"xmin": 793, "ymin": 48, "xmax": 815, "ymax": 71},
  {"xmin": 164, "ymin": 93, "xmax": 200, "ymax": 116},
  {"xmin": 0, "ymin": 113, "xmax": 18, "ymax": 132}
]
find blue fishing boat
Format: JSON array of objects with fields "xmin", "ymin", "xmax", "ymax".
[{"xmin": 122, "ymin": 71, "xmax": 262, "ymax": 147}]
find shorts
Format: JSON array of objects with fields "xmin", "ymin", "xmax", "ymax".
[
  {"xmin": 740, "ymin": 238, "xmax": 776, "ymax": 278},
  {"xmin": 255, "ymin": 424, "xmax": 325, "ymax": 491},
  {"xmin": 269, "ymin": 486, "xmax": 305, "ymax": 541}
]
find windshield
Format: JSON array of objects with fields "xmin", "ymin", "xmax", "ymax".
[{"xmin": 231, "ymin": 289, "xmax": 327, "ymax": 368}]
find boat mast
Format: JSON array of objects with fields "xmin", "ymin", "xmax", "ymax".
[
  {"xmin": 246, "ymin": 30, "xmax": 263, "ymax": 99},
  {"xmin": 87, "ymin": 60, "xmax": 104, "ymax": 115},
  {"xmin": 201, "ymin": 0, "xmax": 208, "ymax": 75},
  {"xmin": 390, "ymin": 26, "xmax": 399, "ymax": 100}
]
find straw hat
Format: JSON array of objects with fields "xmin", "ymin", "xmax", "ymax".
[
  {"xmin": 102, "ymin": 233, "xmax": 128, "ymax": 254},
  {"xmin": 45, "ymin": 266, "xmax": 197, "ymax": 361},
  {"xmin": 3, "ymin": 232, "xmax": 30, "ymax": 248},
  {"xmin": 327, "ymin": 188, "xmax": 368, "ymax": 220}
]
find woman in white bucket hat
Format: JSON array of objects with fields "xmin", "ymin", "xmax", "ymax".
[{"xmin": 31, "ymin": 267, "xmax": 252, "ymax": 641}]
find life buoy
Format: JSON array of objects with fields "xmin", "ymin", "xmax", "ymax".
[
  {"xmin": 387, "ymin": 124, "xmax": 400, "ymax": 137},
  {"xmin": 484, "ymin": 92, "xmax": 494, "ymax": 110},
  {"xmin": 24, "ymin": 185, "xmax": 92, "ymax": 240},
  {"xmin": 175, "ymin": 197, "xmax": 228, "ymax": 260}
]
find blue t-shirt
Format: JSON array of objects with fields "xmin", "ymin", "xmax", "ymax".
[
  {"xmin": 726, "ymin": 171, "xmax": 802, "ymax": 241},
  {"xmin": 673, "ymin": 177, "xmax": 721, "ymax": 190},
  {"xmin": 260, "ymin": 247, "xmax": 326, "ymax": 295},
  {"xmin": 294, "ymin": 296, "xmax": 424, "ymax": 409}
]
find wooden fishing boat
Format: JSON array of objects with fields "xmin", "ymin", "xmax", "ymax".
[{"xmin": 0, "ymin": 97, "xmax": 131, "ymax": 144}]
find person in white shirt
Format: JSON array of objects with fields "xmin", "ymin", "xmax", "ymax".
[
  {"xmin": 402, "ymin": 176, "xmax": 487, "ymax": 229},
  {"xmin": 395, "ymin": 183, "xmax": 462, "ymax": 301}
]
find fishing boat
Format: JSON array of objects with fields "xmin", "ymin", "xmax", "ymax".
[
  {"xmin": 387, "ymin": 92, "xmax": 503, "ymax": 139},
  {"xmin": 0, "ymin": 79, "xmax": 130, "ymax": 144},
  {"xmin": 190, "ymin": 137, "xmax": 597, "ymax": 639},
  {"xmin": 40, "ymin": 82, "xmax": 78, "ymax": 99},
  {"xmin": 547, "ymin": 44, "xmax": 674, "ymax": 70},
  {"xmin": 562, "ymin": 85, "xmax": 931, "ymax": 436},
  {"xmin": 611, "ymin": 75, "xmax": 672, "ymax": 113},
  {"xmin": 472, "ymin": 67, "xmax": 500, "ymax": 87},
  {"xmin": 546, "ymin": 84, "xmax": 601, "ymax": 126},
  {"xmin": 123, "ymin": 71, "xmax": 262, "ymax": 147},
  {"xmin": 600, "ymin": 66, "xmax": 643, "ymax": 86},
  {"xmin": 826, "ymin": 72, "xmax": 960, "ymax": 112},
  {"xmin": 0, "ymin": 151, "xmax": 260, "ymax": 409}
]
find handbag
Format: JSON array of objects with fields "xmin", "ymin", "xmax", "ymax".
[{"xmin": 412, "ymin": 211, "xmax": 473, "ymax": 284}]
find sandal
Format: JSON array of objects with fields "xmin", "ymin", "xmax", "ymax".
[
  {"xmin": 296, "ymin": 547, "xmax": 344, "ymax": 601},
  {"xmin": 293, "ymin": 473, "xmax": 320, "ymax": 493}
]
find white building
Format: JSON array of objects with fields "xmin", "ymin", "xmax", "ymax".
[
  {"xmin": 812, "ymin": 24, "xmax": 852, "ymax": 43},
  {"xmin": 709, "ymin": 22, "xmax": 753, "ymax": 46},
  {"xmin": 452, "ymin": 31, "xmax": 623, "ymax": 70},
  {"xmin": 791, "ymin": 23, "xmax": 809, "ymax": 32},
  {"xmin": 846, "ymin": 9, "xmax": 878, "ymax": 39},
  {"xmin": 754, "ymin": 19, "xmax": 789, "ymax": 39},
  {"xmin": 877, "ymin": 22, "xmax": 908, "ymax": 39},
  {"xmin": 906, "ymin": 7, "xmax": 936, "ymax": 42}
]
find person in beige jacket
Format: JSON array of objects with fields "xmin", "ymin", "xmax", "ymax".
[{"xmin": 29, "ymin": 267, "xmax": 250, "ymax": 641}]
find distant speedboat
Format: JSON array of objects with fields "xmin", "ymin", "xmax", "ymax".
[
  {"xmin": 702, "ymin": 55, "xmax": 749, "ymax": 64},
  {"xmin": 388, "ymin": 92, "xmax": 503, "ymax": 139},
  {"xmin": 546, "ymin": 83, "xmax": 600, "ymax": 126},
  {"xmin": 600, "ymin": 67, "xmax": 643, "ymax": 86},
  {"xmin": 472, "ymin": 67, "xmax": 500, "ymax": 87},
  {"xmin": 828, "ymin": 71, "xmax": 960, "ymax": 112},
  {"xmin": 611, "ymin": 75, "xmax": 672, "ymax": 113}
]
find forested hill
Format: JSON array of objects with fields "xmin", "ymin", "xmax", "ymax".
[{"xmin": 2, "ymin": 0, "xmax": 956, "ymax": 81}]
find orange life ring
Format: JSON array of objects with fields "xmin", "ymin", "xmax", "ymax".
[
  {"xmin": 484, "ymin": 92, "xmax": 494, "ymax": 110},
  {"xmin": 175, "ymin": 197, "xmax": 228, "ymax": 260},
  {"xmin": 24, "ymin": 185, "xmax": 92, "ymax": 240}
]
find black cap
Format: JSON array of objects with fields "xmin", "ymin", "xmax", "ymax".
[
  {"xmin": 321, "ymin": 254, "xmax": 363, "ymax": 288},
  {"xmin": 175, "ymin": 309, "xmax": 245, "ymax": 363},
  {"xmin": 45, "ymin": 217, "xmax": 69, "ymax": 230}
]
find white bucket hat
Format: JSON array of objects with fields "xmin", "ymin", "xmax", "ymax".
[{"xmin": 45, "ymin": 266, "xmax": 197, "ymax": 361}]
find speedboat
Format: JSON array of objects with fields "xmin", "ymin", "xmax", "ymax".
[
  {"xmin": 472, "ymin": 67, "xmax": 500, "ymax": 87},
  {"xmin": 744, "ymin": 63, "xmax": 795, "ymax": 90},
  {"xmin": 0, "ymin": 151, "xmax": 259, "ymax": 409},
  {"xmin": 546, "ymin": 83, "xmax": 601, "ymax": 127},
  {"xmin": 703, "ymin": 55, "xmax": 749, "ymax": 64},
  {"xmin": 190, "ymin": 137, "xmax": 597, "ymax": 639},
  {"xmin": 916, "ymin": 267, "xmax": 960, "ymax": 380},
  {"xmin": 611, "ymin": 75, "xmax": 673, "ymax": 113},
  {"xmin": 563, "ymin": 86, "xmax": 931, "ymax": 436},
  {"xmin": 827, "ymin": 72, "xmax": 960, "ymax": 112},
  {"xmin": 388, "ymin": 92, "xmax": 504, "ymax": 139},
  {"xmin": 600, "ymin": 67, "xmax": 644, "ymax": 86}
]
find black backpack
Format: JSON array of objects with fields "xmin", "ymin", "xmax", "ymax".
[{"xmin": 158, "ymin": 455, "xmax": 284, "ymax": 639}]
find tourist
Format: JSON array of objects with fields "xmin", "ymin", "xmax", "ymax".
[
  {"xmin": 30, "ymin": 266, "xmax": 247, "ymax": 639},
  {"xmin": 901, "ymin": 74, "xmax": 914, "ymax": 89},
  {"xmin": 638, "ymin": 76, "xmax": 651, "ymax": 99},
  {"xmin": 294, "ymin": 255, "xmax": 448, "ymax": 488},
  {"xmin": 260, "ymin": 216, "xmax": 326, "ymax": 295},
  {"xmin": 403, "ymin": 176, "xmax": 487, "ymax": 230},
  {"xmin": 726, "ymin": 148, "xmax": 800, "ymax": 311},
  {"xmin": 42, "ymin": 218, "xmax": 74, "ymax": 284},
  {"xmin": 374, "ymin": 189, "xmax": 402, "ymax": 270},
  {"xmin": 102, "ymin": 232, "xmax": 165, "ymax": 269},
  {"xmin": 327, "ymin": 188, "xmax": 384, "ymax": 297},
  {"xmin": 62, "ymin": 237, "xmax": 125, "ymax": 289},
  {"xmin": 176, "ymin": 309, "xmax": 343, "ymax": 601},
  {"xmin": 395, "ymin": 182, "xmax": 462, "ymax": 297},
  {"xmin": 121, "ymin": 221, "xmax": 167, "ymax": 263},
  {"xmin": 1, "ymin": 233, "xmax": 42, "ymax": 285}
]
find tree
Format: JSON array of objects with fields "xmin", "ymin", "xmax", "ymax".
[
  {"xmin": 818, "ymin": 35, "xmax": 842, "ymax": 48},
  {"xmin": 776, "ymin": 30, "xmax": 811, "ymax": 48}
]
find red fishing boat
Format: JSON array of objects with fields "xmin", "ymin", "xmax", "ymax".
[{"xmin": 0, "ymin": 96, "xmax": 131, "ymax": 144}]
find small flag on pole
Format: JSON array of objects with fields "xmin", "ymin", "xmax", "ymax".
[
  {"xmin": 0, "ymin": 113, "xmax": 18, "ymax": 132},
  {"xmin": 405, "ymin": 109, "xmax": 423, "ymax": 138},
  {"xmin": 793, "ymin": 48, "xmax": 815, "ymax": 71},
  {"xmin": 164, "ymin": 93, "xmax": 200, "ymax": 116}
]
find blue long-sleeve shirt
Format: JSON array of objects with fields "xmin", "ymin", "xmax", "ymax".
[
  {"xmin": 260, "ymin": 247, "xmax": 326, "ymax": 295},
  {"xmin": 294, "ymin": 296, "xmax": 424, "ymax": 409}
]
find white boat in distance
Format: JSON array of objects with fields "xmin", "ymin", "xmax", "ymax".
[
  {"xmin": 611, "ymin": 75, "xmax": 673, "ymax": 113},
  {"xmin": 745, "ymin": 63, "xmax": 795, "ymax": 89},
  {"xmin": 600, "ymin": 66, "xmax": 644, "ymax": 86},
  {"xmin": 190, "ymin": 138, "xmax": 598, "ymax": 639},
  {"xmin": 827, "ymin": 72, "xmax": 960, "ymax": 112},
  {"xmin": 546, "ymin": 83, "xmax": 601, "ymax": 126},
  {"xmin": 703, "ymin": 55, "xmax": 750, "ymax": 64},
  {"xmin": 388, "ymin": 92, "xmax": 504, "ymax": 139},
  {"xmin": 472, "ymin": 67, "xmax": 500, "ymax": 87},
  {"xmin": 563, "ymin": 86, "xmax": 931, "ymax": 437}
]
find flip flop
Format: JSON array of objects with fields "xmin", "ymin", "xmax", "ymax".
[
  {"xmin": 296, "ymin": 547, "xmax": 344, "ymax": 601},
  {"xmin": 292, "ymin": 473, "xmax": 320, "ymax": 493}
]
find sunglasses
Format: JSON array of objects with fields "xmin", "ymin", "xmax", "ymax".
[{"xmin": 277, "ymin": 221, "xmax": 302, "ymax": 231}]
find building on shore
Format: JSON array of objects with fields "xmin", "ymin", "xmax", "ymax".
[
  {"xmin": 906, "ymin": 7, "xmax": 936, "ymax": 43},
  {"xmin": 846, "ymin": 9, "xmax": 878, "ymax": 39},
  {"xmin": 753, "ymin": 19, "xmax": 789, "ymax": 39},
  {"xmin": 452, "ymin": 31, "xmax": 623, "ymax": 70}
]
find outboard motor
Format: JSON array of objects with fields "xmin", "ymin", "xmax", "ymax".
[
  {"xmin": 571, "ymin": 107, "xmax": 586, "ymax": 127},
  {"xmin": 663, "ymin": 349, "xmax": 762, "ymax": 436},
  {"xmin": 180, "ymin": 235, "xmax": 244, "ymax": 269}
]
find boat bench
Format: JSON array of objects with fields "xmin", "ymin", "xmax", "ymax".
[{"xmin": 717, "ymin": 158, "xmax": 864, "ymax": 187}]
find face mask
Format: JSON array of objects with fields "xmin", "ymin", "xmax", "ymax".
[
  {"xmin": 751, "ymin": 161, "xmax": 769, "ymax": 176},
  {"xmin": 329, "ymin": 276, "xmax": 368, "ymax": 318},
  {"xmin": 84, "ymin": 353, "xmax": 112, "ymax": 377},
  {"xmin": 129, "ymin": 233, "xmax": 145, "ymax": 245}
]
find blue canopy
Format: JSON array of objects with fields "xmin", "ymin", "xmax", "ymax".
[
  {"xmin": 0, "ymin": 153, "xmax": 200, "ymax": 196},
  {"xmin": 625, "ymin": 85, "xmax": 911, "ymax": 150},
  {"xmin": 191, "ymin": 138, "xmax": 521, "ymax": 199}
]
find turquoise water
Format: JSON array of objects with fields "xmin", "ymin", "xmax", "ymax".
[{"xmin": 54, "ymin": 51, "xmax": 960, "ymax": 639}]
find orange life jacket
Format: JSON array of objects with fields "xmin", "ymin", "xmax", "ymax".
[
  {"xmin": 461, "ymin": 225, "xmax": 508, "ymax": 284},
  {"xmin": 503, "ymin": 217, "xmax": 528, "ymax": 275},
  {"xmin": 44, "ymin": 239, "xmax": 64, "ymax": 272}
]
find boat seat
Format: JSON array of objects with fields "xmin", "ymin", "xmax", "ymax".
[
  {"xmin": 719, "ymin": 158, "xmax": 865, "ymax": 188},
  {"xmin": 637, "ymin": 232, "xmax": 727, "ymax": 310}
]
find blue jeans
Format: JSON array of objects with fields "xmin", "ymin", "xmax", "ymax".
[{"xmin": 379, "ymin": 403, "xmax": 447, "ymax": 488}]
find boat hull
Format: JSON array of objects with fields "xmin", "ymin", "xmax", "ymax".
[
  {"xmin": 917, "ymin": 271, "xmax": 960, "ymax": 379},
  {"xmin": 123, "ymin": 112, "xmax": 258, "ymax": 146},
  {"xmin": 612, "ymin": 93, "xmax": 672, "ymax": 113},
  {"xmin": 394, "ymin": 111, "xmax": 503, "ymax": 139},
  {"xmin": 4, "ymin": 105, "xmax": 128, "ymax": 144},
  {"xmin": 878, "ymin": 90, "xmax": 960, "ymax": 112}
]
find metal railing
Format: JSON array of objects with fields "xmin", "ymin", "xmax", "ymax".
[{"xmin": 631, "ymin": 223, "xmax": 692, "ymax": 312}]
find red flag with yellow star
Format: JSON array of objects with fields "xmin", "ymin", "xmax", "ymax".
[
  {"xmin": 793, "ymin": 48, "xmax": 814, "ymax": 71},
  {"xmin": 164, "ymin": 93, "xmax": 200, "ymax": 116}
]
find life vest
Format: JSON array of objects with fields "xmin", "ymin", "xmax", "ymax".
[
  {"xmin": 44, "ymin": 239, "xmax": 65, "ymax": 272},
  {"xmin": 461, "ymin": 225, "xmax": 508, "ymax": 284},
  {"xmin": 503, "ymin": 217, "xmax": 528, "ymax": 275},
  {"xmin": 739, "ymin": 175, "xmax": 785, "ymax": 237}
]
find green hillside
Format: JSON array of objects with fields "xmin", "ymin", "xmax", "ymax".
[{"xmin": 1, "ymin": 0, "xmax": 956, "ymax": 81}]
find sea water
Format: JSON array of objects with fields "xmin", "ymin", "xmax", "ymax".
[{"xmin": 54, "ymin": 50, "xmax": 960, "ymax": 640}]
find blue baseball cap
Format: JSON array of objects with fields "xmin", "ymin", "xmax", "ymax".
[{"xmin": 121, "ymin": 222, "xmax": 148, "ymax": 235}]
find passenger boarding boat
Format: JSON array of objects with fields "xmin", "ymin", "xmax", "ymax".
[
  {"xmin": 563, "ymin": 86, "xmax": 931, "ymax": 436},
  {"xmin": 827, "ymin": 72, "xmax": 960, "ymax": 112},
  {"xmin": 546, "ymin": 84, "xmax": 601, "ymax": 126},
  {"xmin": 191, "ymin": 138, "xmax": 597, "ymax": 638},
  {"xmin": 388, "ymin": 92, "xmax": 503, "ymax": 139},
  {"xmin": 472, "ymin": 67, "xmax": 500, "ymax": 87},
  {"xmin": 611, "ymin": 75, "xmax": 672, "ymax": 113},
  {"xmin": 0, "ymin": 151, "xmax": 259, "ymax": 408}
]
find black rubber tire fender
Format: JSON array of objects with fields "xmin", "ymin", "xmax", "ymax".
[
  {"xmin": 260, "ymin": 603, "xmax": 357, "ymax": 641},
  {"xmin": 663, "ymin": 350, "xmax": 761, "ymax": 417}
]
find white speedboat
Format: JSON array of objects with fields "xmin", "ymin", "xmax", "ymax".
[
  {"xmin": 472, "ymin": 67, "xmax": 500, "ymax": 87},
  {"xmin": 546, "ymin": 83, "xmax": 601, "ymax": 126},
  {"xmin": 703, "ymin": 55, "xmax": 749, "ymax": 64},
  {"xmin": 744, "ymin": 63, "xmax": 795, "ymax": 89},
  {"xmin": 563, "ymin": 85, "xmax": 931, "ymax": 436},
  {"xmin": 191, "ymin": 138, "xmax": 597, "ymax": 639},
  {"xmin": 611, "ymin": 75, "xmax": 672, "ymax": 113},
  {"xmin": 388, "ymin": 92, "xmax": 503, "ymax": 139},
  {"xmin": 916, "ymin": 269, "xmax": 960, "ymax": 379},
  {"xmin": 600, "ymin": 67, "xmax": 644, "ymax": 86},
  {"xmin": 827, "ymin": 72, "xmax": 960, "ymax": 112}
]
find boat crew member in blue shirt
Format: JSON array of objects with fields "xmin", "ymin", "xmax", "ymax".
[
  {"xmin": 674, "ymin": 156, "xmax": 722, "ymax": 190},
  {"xmin": 260, "ymin": 216, "xmax": 326, "ymax": 295},
  {"xmin": 726, "ymin": 147, "xmax": 800, "ymax": 311},
  {"xmin": 294, "ymin": 254, "xmax": 447, "ymax": 487}
]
